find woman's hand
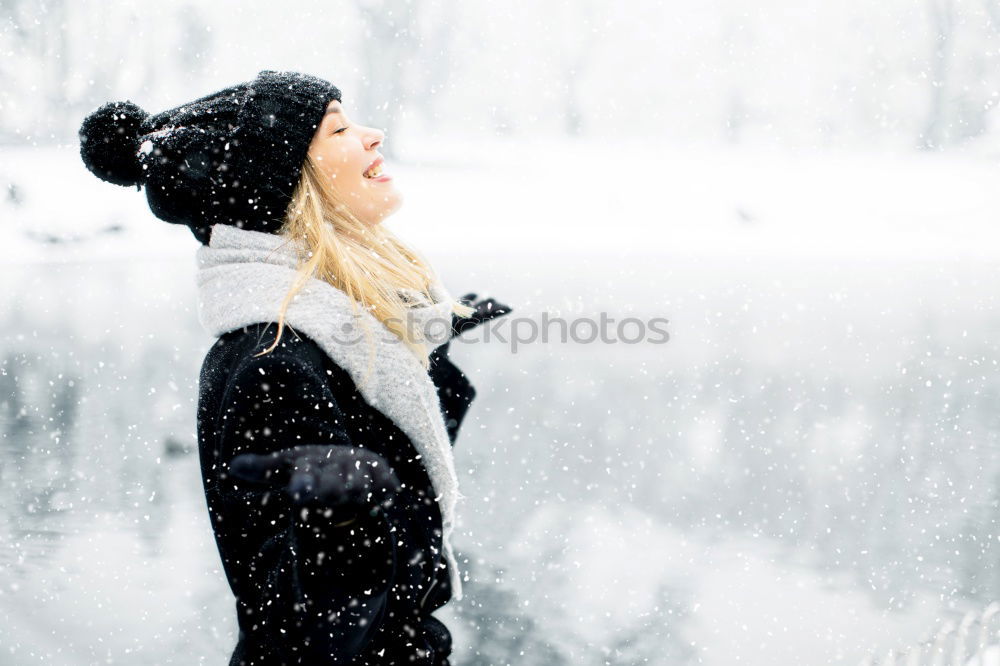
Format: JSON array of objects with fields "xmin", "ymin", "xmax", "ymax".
[
  {"xmin": 451, "ymin": 292, "xmax": 513, "ymax": 338},
  {"xmin": 229, "ymin": 445, "xmax": 400, "ymax": 594},
  {"xmin": 432, "ymin": 293, "xmax": 514, "ymax": 367},
  {"xmin": 227, "ymin": 444, "xmax": 402, "ymax": 518}
]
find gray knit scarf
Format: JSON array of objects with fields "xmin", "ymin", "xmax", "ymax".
[{"xmin": 194, "ymin": 223, "xmax": 466, "ymax": 600}]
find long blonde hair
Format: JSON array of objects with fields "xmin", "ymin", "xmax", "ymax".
[{"xmin": 253, "ymin": 153, "xmax": 474, "ymax": 384}]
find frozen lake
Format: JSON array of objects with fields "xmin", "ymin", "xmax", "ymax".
[{"xmin": 1, "ymin": 140, "xmax": 999, "ymax": 664}]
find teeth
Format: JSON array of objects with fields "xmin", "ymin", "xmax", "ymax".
[{"xmin": 365, "ymin": 163, "xmax": 383, "ymax": 178}]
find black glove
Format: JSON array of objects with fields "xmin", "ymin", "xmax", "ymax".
[
  {"xmin": 228, "ymin": 444, "xmax": 402, "ymax": 520},
  {"xmin": 430, "ymin": 293, "xmax": 513, "ymax": 371},
  {"xmin": 450, "ymin": 292, "xmax": 514, "ymax": 339},
  {"xmin": 229, "ymin": 445, "xmax": 401, "ymax": 595}
]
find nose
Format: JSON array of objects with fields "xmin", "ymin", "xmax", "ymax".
[{"xmin": 363, "ymin": 126, "xmax": 385, "ymax": 151}]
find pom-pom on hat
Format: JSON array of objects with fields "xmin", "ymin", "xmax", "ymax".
[{"xmin": 78, "ymin": 70, "xmax": 341, "ymax": 245}]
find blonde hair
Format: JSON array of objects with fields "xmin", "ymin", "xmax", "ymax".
[{"xmin": 253, "ymin": 153, "xmax": 474, "ymax": 387}]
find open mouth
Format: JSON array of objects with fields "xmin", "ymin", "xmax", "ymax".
[{"xmin": 363, "ymin": 156, "xmax": 385, "ymax": 179}]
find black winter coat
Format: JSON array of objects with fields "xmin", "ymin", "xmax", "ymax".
[{"xmin": 196, "ymin": 321, "xmax": 477, "ymax": 665}]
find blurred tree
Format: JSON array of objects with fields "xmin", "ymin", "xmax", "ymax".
[
  {"xmin": 0, "ymin": 0, "xmax": 213, "ymax": 145},
  {"xmin": 412, "ymin": 0, "xmax": 458, "ymax": 132},
  {"xmin": 355, "ymin": 0, "xmax": 422, "ymax": 158},
  {"xmin": 919, "ymin": 0, "xmax": 956, "ymax": 150},
  {"xmin": 551, "ymin": 0, "xmax": 599, "ymax": 136},
  {"xmin": 175, "ymin": 6, "xmax": 212, "ymax": 76}
]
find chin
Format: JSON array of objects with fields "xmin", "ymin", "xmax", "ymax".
[
  {"xmin": 382, "ymin": 194, "xmax": 404, "ymax": 219},
  {"xmin": 361, "ymin": 191, "xmax": 403, "ymax": 225},
  {"xmin": 368, "ymin": 208, "xmax": 398, "ymax": 226}
]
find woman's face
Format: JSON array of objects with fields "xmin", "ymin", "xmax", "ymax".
[{"xmin": 306, "ymin": 99, "xmax": 402, "ymax": 225}]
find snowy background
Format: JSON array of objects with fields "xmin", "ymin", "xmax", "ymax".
[{"xmin": 3, "ymin": 1, "xmax": 1000, "ymax": 664}]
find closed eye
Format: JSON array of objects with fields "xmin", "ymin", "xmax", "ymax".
[{"xmin": 331, "ymin": 126, "xmax": 348, "ymax": 135}]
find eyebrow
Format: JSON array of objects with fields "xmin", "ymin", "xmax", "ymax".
[{"xmin": 325, "ymin": 106, "xmax": 341, "ymax": 116}]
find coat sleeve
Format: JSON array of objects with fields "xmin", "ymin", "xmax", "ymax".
[
  {"xmin": 428, "ymin": 343, "xmax": 477, "ymax": 445},
  {"xmin": 209, "ymin": 351, "xmax": 397, "ymax": 664}
]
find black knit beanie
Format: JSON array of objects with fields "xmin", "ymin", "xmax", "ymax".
[{"xmin": 78, "ymin": 70, "xmax": 341, "ymax": 245}]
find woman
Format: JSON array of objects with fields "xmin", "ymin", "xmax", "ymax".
[{"xmin": 79, "ymin": 69, "xmax": 512, "ymax": 665}]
